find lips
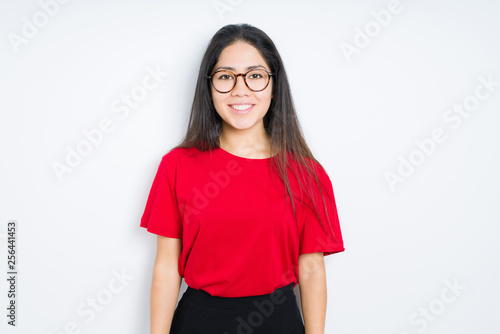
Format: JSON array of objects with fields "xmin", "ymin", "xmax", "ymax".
[
  {"xmin": 228, "ymin": 104, "xmax": 254, "ymax": 111},
  {"xmin": 228, "ymin": 104, "xmax": 255, "ymax": 115}
]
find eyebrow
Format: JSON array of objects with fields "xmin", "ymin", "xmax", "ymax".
[{"xmin": 214, "ymin": 65, "xmax": 267, "ymax": 71}]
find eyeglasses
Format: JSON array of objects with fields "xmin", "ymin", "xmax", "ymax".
[{"xmin": 207, "ymin": 68, "xmax": 273, "ymax": 93}]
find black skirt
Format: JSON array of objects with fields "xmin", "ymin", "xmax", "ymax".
[{"xmin": 169, "ymin": 282, "xmax": 305, "ymax": 334}]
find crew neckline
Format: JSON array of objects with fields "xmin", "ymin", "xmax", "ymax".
[{"xmin": 216, "ymin": 146, "xmax": 276, "ymax": 162}]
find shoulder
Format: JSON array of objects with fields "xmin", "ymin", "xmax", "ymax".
[
  {"xmin": 289, "ymin": 154, "xmax": 330, "ymax": 183},
  {"xmin": 159, "ymin": 146, "xmax": 207, "ymax": 168}
]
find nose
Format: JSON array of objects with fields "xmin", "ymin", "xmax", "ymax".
[{"xmin": 231, "ymin": 74, "xmax": 251, "ymax": 96}]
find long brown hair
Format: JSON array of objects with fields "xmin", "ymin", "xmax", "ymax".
[{"xmin": 171, "ymin": 23, "xmax": 338, "ymax": 244}]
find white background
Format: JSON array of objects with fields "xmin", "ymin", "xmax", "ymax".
[{"xmin": 1, "ymin": 0, "xmax": 499, "ymax": 333}]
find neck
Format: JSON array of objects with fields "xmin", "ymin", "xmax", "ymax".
[{"xmin": 219, "ymin": 123, "xmax": 272, "ymax": 159}]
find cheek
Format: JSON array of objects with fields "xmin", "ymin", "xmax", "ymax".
[
  {"xmin": 211, "ymin": 93, "xmax": 224, "ymax": 108},
  {"xmin": 256, "ymin": 91, "xmax": 273, "ymax": 104},
  {"xmin": 261, "ymin": 82, "xmax": 273, "ymax": 102}
]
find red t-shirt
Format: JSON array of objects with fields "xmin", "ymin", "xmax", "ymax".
[{"xmin": 140, "ymin": 146, "xmax": 344, "ymax": 298}]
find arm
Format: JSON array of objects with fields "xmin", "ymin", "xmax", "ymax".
[
  {"xmin": 151, "ymin": 235, "xmax": 182, "ymax": 334},
  {"xmin": 298, "ymin": 252, "xmax": 327, "ymax": 334}
]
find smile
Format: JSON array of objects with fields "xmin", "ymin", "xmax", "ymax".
[
  {"xmin": 229, "ymin": 104, "xmax": 254, "ymax": 111},
  {"xmin": 228, "ymin": 104, "xmax": 255, "ymax": 114}
]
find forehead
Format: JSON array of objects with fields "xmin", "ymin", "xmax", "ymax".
[{"xmin": 214, "ymin": 41, "xmax": 269, "ymax": 71}]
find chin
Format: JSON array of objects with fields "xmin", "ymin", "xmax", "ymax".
[{"xmin": 225, "ymin": 119, "xmax": 259, "ymax": 130}]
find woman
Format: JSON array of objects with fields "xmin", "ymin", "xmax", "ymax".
[{"xmin": 140, "ymin": 23, "xmax": 345, "ymax": 334}]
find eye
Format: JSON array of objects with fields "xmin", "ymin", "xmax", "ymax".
[
  {"xmin": 249, "ymin": 73, "xmax": 263, "ymax": 79},
  {"xmin": 215, "ymin": 71, "xmax": 234, "ymax": 80}
]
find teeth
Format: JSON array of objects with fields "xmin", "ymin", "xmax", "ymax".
[{"xmin": 230, "ymin": 104, "xmax": 253, "ymax": 111}]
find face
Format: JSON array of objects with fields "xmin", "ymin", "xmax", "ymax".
[{"xmin": 210, "ymin": 41, "xmax": 274, "ymax": 134}]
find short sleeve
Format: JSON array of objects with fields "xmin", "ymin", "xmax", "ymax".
[
  {"xmin": 140, "ymin": 152, "xmax": 182, "ymax": 238},
  {"xmin": 299, "ymin": 165, "xmax": 345, "ymax": 256}
]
